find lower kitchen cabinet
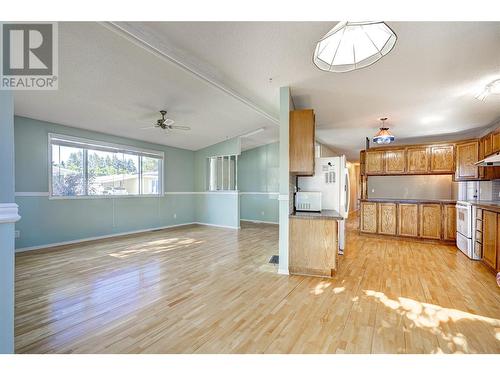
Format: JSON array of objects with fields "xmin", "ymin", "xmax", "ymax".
[
  {"xmin": 289, "ymin": 217, "xmax": 337, "ymax": 277},
  {"xmin": 443, "ymin": 204, "xmax": 457, "ymax": 241},
  {"xmin": 398, "ymin": 203, "xmax": 419, "ymax": 237},
  {"xmin": 378, "ymin": 203, "xmax": 397, "ymax": 235},
  {"xmin": 360, "ymin": 201, "xmax": 377, "ymax": 233},
  {"xmin": 360, "ymin": 201, "xmax": 456, "ymax": 242},
  {"xmin": 419, "ymin": 204, "xmax": 442, "ymax": 239},
  {"xmin": 482, "ymin": 210, "xmax": 498, "ymax": 270}
]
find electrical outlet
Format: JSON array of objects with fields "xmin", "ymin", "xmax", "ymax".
[
  {"xmin": 15, "ymin": 230, "xmax": 20, "ymax": 239},
  {"xmin": 173, "ymin": 213, "xmax": 177, "ymax": 219}
]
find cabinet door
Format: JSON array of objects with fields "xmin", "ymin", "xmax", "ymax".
[
  {"xmin": 289, "ymin": 110, "xmax": 315, "ymax": 175},
  {"xmin": 398, "ymin": 203, "xmax": 419, "ymax": 237},
  {"xmin": 482, "ymin": 210, "xmax": 497, "ymax": 270},
  {"xmin": 407, "ymin": 147, "xmax": 429, "ymax": 173},
  {"xmin": 378, "ymin": 203, "xmax": 397, "ymax": 235},
  {"xmin": 384, "ymin": 150, "xmax": 406, "ymax": 174},
  {"xmin": 430, "ymin": 145, "xmax": 454, "ymax": 173},
  {"xmin": 360, "ymin": 202, "xmax": 377, "ymax": 233},
  {"xmin": 365, "ymin": 151, "xmax": 384, "ymax": 174},
  {"xmin": 419, "ymin": 204, "xmax": 442, "ymax": 239},
  {"xmin": 443, "ymin": 204, "xmax": 456, "ymax": 241},
  {"xmin": 484, "ymin": 134, "xmax": 492, "ymax": 156},
  {"xmin": 493, "ymin": 133, "xmax": 500, "ymax": 153},
  {"xmin": 455, "ymin": 141, "xmax": 479, "ymax": 180}
]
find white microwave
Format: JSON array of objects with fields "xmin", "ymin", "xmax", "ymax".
[{"xmin": 296, "ymin": 191, "xmax": 322, "ymax": 212}]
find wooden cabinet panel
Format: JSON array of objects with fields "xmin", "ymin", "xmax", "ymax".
[
  {"xmin": 407, "ymin": 147, "xmax": 429, "ymax": 173},
  {"xmin": 360, "ymin": 202, "xmax": 377, "ymax": 233},
  {"xmin": 493, "ymin": 132, "xmax": 500, "ymax": 153},
  {"xmin": 289, "ymin": 217, "xmax": 337, "ymax": 277},
  {"xmin": 289, "ymin": 109, "xmax": 315, "ymax": 175},
  {"xmin": 384, "ymin": 150, "xmax": 406, "ymax": 174},
  {"xmin": 398, "ymin": 204, "xmax": 419, "ymax": 237},
  {"xmin": 419, "ymin": 204, "xmax": 442, "ymax": 239},
  {"xmin": 483, "ymin": 134, "xmax": 492, "ymax": 156},
  {"xmin": 378, "ymin": 203, "xmax": 397, "ymax": 235},
  {"xmin": 443, "ymin": 204, "xmax": 456, "ymax": 241},
  {"xmin": 365, "ymin": 151, "xmax": 385, "ymax": 174},
  {"xmin": 430, "ymin": 145, "xmax": 454, "ymax": 173},
  {"xmin": 482, "ymin": 210, "xmax": 497, "ymax": 270},
  {"xmin": 455, "ymin": 141, "xmax": 479, "ymax": 180}
]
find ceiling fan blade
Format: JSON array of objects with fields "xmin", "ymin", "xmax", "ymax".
[
  {"xmin": 140, "ymin": 126, "xmax": 157, "ymax": 130},
  {"xmin": 169, "ymin": 125, "xmax": 191, "ymax": 130}
]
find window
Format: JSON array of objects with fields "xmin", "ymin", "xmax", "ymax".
[
  {"xmin": 207, "ymin": 155, "xmax": 237, "ymax": 191},
  {"xmin": 49, "ymin": 134, "xmax": 163, "ymax": 198}
]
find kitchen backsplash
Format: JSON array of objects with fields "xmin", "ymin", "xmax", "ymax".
[
  {"xmin": 491, "ymin": 179, "xmax": 500, "ymax": 200},
  {"xmin": 367, "ymin": 175, "xmax": 454, "ymax": 200}
]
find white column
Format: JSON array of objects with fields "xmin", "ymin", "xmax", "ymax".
[
  {"xmin": 278, "ymin": 87, "xmax": 293, "ymax": 275},
  {"xmin": 0, "ymin": 90, "xmax": 19, "ymax": 354}
]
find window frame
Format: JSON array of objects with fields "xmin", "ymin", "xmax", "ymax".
[
  {"xmin": 48, "ymin": 133, "xmax": 164, "ymax": 199},
  {"xmin": 206, "ymin": 154, "xmax": 238, "ymax": 192}
]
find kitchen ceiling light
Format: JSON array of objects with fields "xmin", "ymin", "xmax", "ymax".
[
  {"xmin": 476, "ymin": 78, "xmax": 500, "ymax": 101},
  {"xmin": 313, "ymin": 21, "xmax": 397, "ymax": 73},
  {"xmin": 373, "ymin": 118, "xmax": 395, "ymax": 145}
]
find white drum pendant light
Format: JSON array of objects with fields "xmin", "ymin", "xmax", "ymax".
[{"xmin": 313, "ymin": 21, "xmax": 397, "ymax": 73}]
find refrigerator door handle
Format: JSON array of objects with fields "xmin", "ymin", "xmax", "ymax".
[{"xmin": 344, "ymin": 167, "xmax": 350, "ymax": 218}]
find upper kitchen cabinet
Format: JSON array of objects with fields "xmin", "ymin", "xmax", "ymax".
[
  {"xmin": 455, "ymin": 140, "xmax": 479, "ymax": 180},
  {"xmin": 430, "ymin": 145, "xmax": 454, "ymax": 173},
  {"xmin": 492, "ymin": 132, "xmax": 500, "ymax": 153},
  {"xmin": 482, "ymin": 134, "xmax": 493, "ymax": 156},
  {"xmin": 365, "ymin": 151, "xmax": 385, "ymax": 174},
  {"xmin": 384, "ymin": 149, "xmax": 406, "ymax": 174},
  {"xmin": 290, "ymin": 109, "xmax": 315, "ymax": 175},
  {"xmin": 407, "ymin": 147, "xmax": 430, "ymax": 174}
]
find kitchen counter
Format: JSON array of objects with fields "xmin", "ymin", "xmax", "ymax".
[
  {"xmin": 464, "ymin": 200, "xmax": 500, "ymax": 212},
  {"xmin": 360, "ymin": 198, "xmax": 457, "ymax": 204},
  {"xmin": 290, "ymin": 209, "xmax": 343, "ymax": 220}
]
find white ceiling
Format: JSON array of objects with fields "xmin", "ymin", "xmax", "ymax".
[{"xmin": 15, "ymin": 22, "xmax": 500, "ymax": 159}]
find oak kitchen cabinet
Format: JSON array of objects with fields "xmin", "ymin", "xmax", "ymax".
[
  {"xmin": 443, "ymin": 204, "xmax": 457, "ymax": 241},
  {"xmin": 482, "ymin": 210, "xmax": 497, "ymax": 270},
  {"xmin": 455, "ymin": 141, "xmax": 479, "ymax": 180},
  {"xmin": 483, "ymin": 134, "xmax": 492, "ymax": 156},
  {"xmin": 407, "ymin": 147, "xmax": 430, "ymax": 174},
  {"xmin": 419, "ymin": 204, "xmax": 442, "ymax": 239},
  {"xmin": 289, "ymin": 109, "xmax": 315, "ymax": 175},
  {"xmin": 384, "ymin": 149, "xmax": 406, "ymax": 174},
  {"xmin": 365, "ymin": 151, "xmax": 385, "ymax": 175},
  {"xmin": 430, "ymin": 145, "xmax": 454, "ymax": 173},
  {"xmin": 398, "ymin": 203, "xmax": 419, "ymax": 237},
  {"xmin": 289, "ymin": 217, "xmax": 337, "ymax": 278},
  {"xmin": 360, "ymin": 201, "xmax": 377, "ymax": 233},
  {"xmin": 493, "ymin": 132, "xmax": 500, "ymax": 153},
  {"xmin": 378, "ymin": 202, "xmax": 397, "ymax": 235}
]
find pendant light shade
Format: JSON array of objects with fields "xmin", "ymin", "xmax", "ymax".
[
  {"xmin": 373, "ymin": 118, "xmax": 395, "ymax": 145},
  {"xmin": 313, "ymin": 21, "xmax": 397, "ymax": 73}
]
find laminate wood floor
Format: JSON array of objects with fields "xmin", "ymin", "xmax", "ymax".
[{"xmin": 15, "ymin": 218, "xmax": 500, "ymax": 353}]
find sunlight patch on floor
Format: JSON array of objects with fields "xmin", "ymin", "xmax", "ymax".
[{"xmin": 108, "ymin": 237, "xmax": 204, "ymax": 258}]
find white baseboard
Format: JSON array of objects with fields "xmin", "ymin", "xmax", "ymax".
[
  {"xmin": 278, "ymin": 268, "xmax": 289, "ymax": 275},
  {"xmin": 240, "ymin": 219, "xmax": 278, "ymax": 225},
  {"xmin": 15, "ymin": 221, "xmax": 242, "ymax": 253},
  {"xmin": 193, "ymin": 222, "xmax": 240, "ymax": 230}
]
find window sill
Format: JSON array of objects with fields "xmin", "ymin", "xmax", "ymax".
[{"xmin": 48, "ymin": 194, "xmax": 164, "ymax": 200}]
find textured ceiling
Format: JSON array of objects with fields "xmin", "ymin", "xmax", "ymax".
[{"xmin": 14, "ymin": 22, "xmax": 500, "ymax": 159}]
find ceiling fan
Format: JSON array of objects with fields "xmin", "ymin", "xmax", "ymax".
[{"xmin": 140, "ymin": 110, "xmax": 191, "ymax": 132}]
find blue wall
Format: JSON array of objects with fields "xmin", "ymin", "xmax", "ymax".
[
  {"xmin": 14, "ymin": 116, "xmax": 197, "ymax": 250},
  {"xmin": 192, "ymin": 137, "xmax": 241, "ymax": 228},
  {"xmin": 238, "ymin": 142, "xmax": 279, "ymax": 223}
]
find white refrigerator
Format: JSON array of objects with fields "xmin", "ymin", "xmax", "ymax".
[{"xmin": 297, "ymin": 156, "xmax": 350, "ymax": 252}]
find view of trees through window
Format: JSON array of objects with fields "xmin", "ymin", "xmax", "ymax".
[{"xmin": 51, "ymin": 138, "xmax": 162, "ymax": 197}]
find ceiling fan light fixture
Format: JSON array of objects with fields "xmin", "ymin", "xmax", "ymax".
[
  {"xmin": 476, "ymin": 78, "xmax": 500, "ymax": 101},
  {"xmin": 373, "ymin": 118, "xmax": 395, "ymax": 144},
  {"xmin": 313, "ymin": 21, "xmax": 397, "ymax": 73}
]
